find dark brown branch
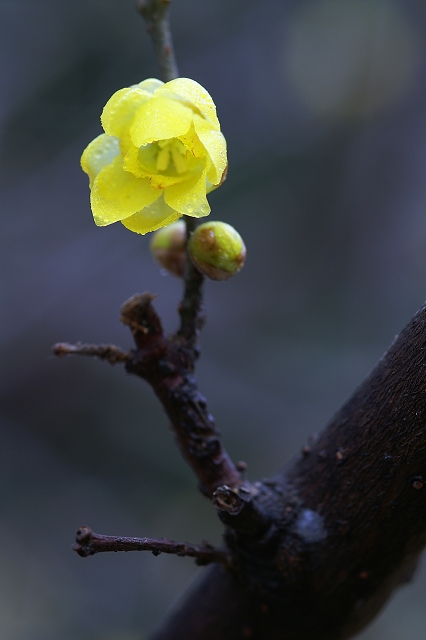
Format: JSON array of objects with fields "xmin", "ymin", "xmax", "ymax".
[
  {"xmin": 52, "ymin": 342, "xmax": 132, "ymax": 364},
  {"xmin": 176, "ymin": 216, "xmax": 205, "ymax": 354},
  {"xmin": 149, "ymin": 301, "xmax": 426, "ymax": 640},
  {"xmin": 120, "ymin": 293, "xmax": 242, "ymax": 497},
  {"xmin": 136, "ymin": 0, "xmax": 178, "ymax": 83},
  {"xmin": 73, "ymin": 525, "xmax": 230, "ymax": 567},
  {"xmin": 52, "ymin": 293, "xmax": 244, "ymax": 500}
]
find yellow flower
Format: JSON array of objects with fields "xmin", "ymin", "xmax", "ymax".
[{"xmin": 81, "ymin": 78, "xmax": 227, "ymax": 234}]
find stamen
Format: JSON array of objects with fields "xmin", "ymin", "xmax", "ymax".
[
  {"xmin": 171, "ymin": 145, "xmax": 188, "ymax": 174},
  {"xmin": 157, "ymin": 139, "xmax": 170, "ymax": 149},
  {"xmin": 156, "ymin": 146, "xmax": 170, "ymax": 172}
]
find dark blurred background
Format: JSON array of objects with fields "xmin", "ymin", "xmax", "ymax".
[{"xmin": 2, "ymin": 0, "xmax": 426, "ymax": 638}]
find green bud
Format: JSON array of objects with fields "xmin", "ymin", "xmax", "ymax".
[
  {"xmin": 188, "ymin": 221, "xmax": 246, "ymax": 281},
  {"xmin": 150, "ymin": 220, "xmax": 186, "ymax": 277}
]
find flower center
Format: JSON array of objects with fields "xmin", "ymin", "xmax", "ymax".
[{"xmin": 155, "ymin": 139, "xmax": 188, "ymax": 175}]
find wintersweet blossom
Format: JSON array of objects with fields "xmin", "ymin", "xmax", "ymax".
[{"xmin": 81, "ymin": 78, "xmax": 227, "ymax": 234}]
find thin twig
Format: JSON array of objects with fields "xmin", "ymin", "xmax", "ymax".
[
  {"xmin": 53, "ymin": 342, "xmax": 132, "ymax": 365},
  {"xmin": 73, "ymin": 525, "xmax": 231, "ymax": 567},
  {"xmin": 136, "ymin": 0, "xmax": 179, "ymax": 82},
  {"xmin": 177, "ymin": 216, "xmax": 205, "ymax": 351}
]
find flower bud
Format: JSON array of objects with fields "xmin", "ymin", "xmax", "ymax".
[
  {"xmin": 188, "ymin": 221, "xmax": 246, "ymax": 281},
  {"xmin": 150, "ymin": 220, "xmax": 186, "ymax": 277}
]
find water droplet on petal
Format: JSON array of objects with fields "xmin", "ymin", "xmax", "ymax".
[{"xmin": 186, "ymin": 204, "xmax": 194, "ymax": 214}]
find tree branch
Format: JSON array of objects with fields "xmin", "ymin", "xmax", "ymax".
[
  {"xmin": 72, "ymin": 525, "xmax": 231, "ymax": 566},
  {"xmin": 53, "ymin": 342, "xmax": 132, "ymax": 364},
  {"xmin": 136, "ymin": 0, "xmax": 178, "ymax": 83},
  {"xmin": 149, "ymin": 301, "xmax": 426, "ymax": 639},
  {"xmin": 176, "ymin": 216, "xmax": 206, "ymax": 355},
  {"xmin": 120, "ymin": 292, "xmax": 242, "ymax": 497},
  {"xmin": 52, "ymin": 293, "xmax": 244, "ymax": 499}
]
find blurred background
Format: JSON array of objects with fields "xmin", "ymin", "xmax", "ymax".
[{"xmin": 2, "ymin": 0, "xmax": 426, "ymax": 638}]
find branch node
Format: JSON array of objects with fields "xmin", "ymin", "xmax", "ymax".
[
  {"xmin": 213, "ymin": 485, "xmax": 271, "ymax": 537},
  {"xmin": 120, "ymin": 293, "xmax": 163, "ymax": 348},
  {"xmin": 213, "ymin": 485, "xmax": 254, "ymax": 516}
]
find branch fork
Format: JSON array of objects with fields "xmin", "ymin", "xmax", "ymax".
[{"xmin": 55, "ymin": 291, "xmax": 243, "ymax": 499}]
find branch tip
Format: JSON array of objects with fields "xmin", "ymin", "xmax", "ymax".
[
  {"xmin": 72, "ymin": 525, "xmax": 231, "ymax": 566},
  {"xmin": 120, "ymin": 292, "xmax": 164, "ymax": 348},
  {"xmin": 52, "ymin": 342, "xmax": 132, "ymax": 364}
]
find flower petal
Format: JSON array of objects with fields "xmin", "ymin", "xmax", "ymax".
[
  {"xmin": 121, "ymin": 196, "xmax": 181, "ymax": 234},
  {"xmin": 81, "ymin": 134, "xmax": 120, "ymax": 186},
  {"xmin": 136, "ymin": 78, "xmax": 164, "ymax": 93},
  {"xmin": 193, "ymin": 115, "xmax": 227, "ymax": 185},
  {"xmin": 101, "ymin": 87, "xmax": 152, "ymax": 138},
  {"xmin": 164, "ymin": 165, "xmax": 210, "ymax": 218},
  {"xmin": 130, "ymin": 96, "xmax": 193, "ymax": 147},
  {"xmin": 178, "ymin": 123, "xmax": 206, "ymax": 158},
  {"xmin": 157, "ymin": 78, "xmax": 220, "ymax": 129},
  {"xmin": 91, "ymin": 156, "xmax": 161, "ymax": 226}
]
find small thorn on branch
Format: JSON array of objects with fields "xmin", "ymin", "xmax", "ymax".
[
  {"xmin": 52, "ymin": 342, "xmax": 132, "ymax": 365},
  {"xmin": 72, "ymin": 525, "xmax": 231, "ymax": 567}
]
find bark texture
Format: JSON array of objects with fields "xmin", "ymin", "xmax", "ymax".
[
  {"xmin": 121, "ymin": 293, "xmax": 242, "ymax": 497},
  {"xmin": 150, "ymin": 302, "xmax": 426, "ymax": 639}
]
